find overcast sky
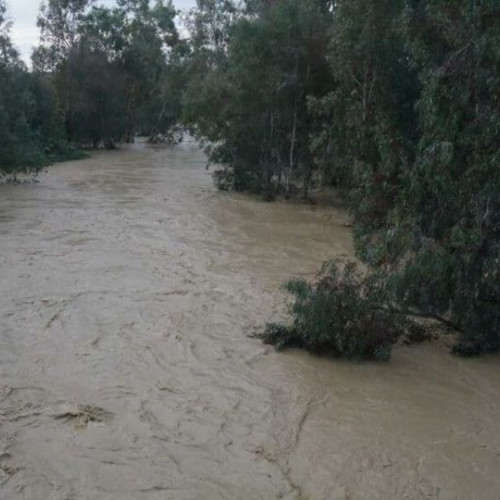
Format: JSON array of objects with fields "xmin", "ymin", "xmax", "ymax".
[{"xmin": 6, "ymin": 0, "xmax": 196, "ymax": 63}]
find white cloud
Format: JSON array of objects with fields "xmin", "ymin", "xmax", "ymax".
[
  {"xmin": 6, "ymin": 0, "xmax": 196, "ymax": 64},
  {"xmin": 6, "ymin": 0, "xmax": 39, "ymax": 62}
]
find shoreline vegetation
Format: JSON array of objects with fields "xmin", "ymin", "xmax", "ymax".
[{"xmin": 1, "ymin": 0, "xmax": 499, "ymax": 360}]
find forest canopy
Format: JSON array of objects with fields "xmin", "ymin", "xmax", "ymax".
[{"xmin": 1, "ymin": 0, "xmax": 499, "ymax": 358}]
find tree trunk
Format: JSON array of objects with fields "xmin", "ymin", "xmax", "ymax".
[{"xmin": 286, "ymin": 105, "xmax": 298, "ymax": 198}]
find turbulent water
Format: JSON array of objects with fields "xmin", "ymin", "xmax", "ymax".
[{"xmin": 0, "ymin": 141, "xmax": 499, "ymax": 500}]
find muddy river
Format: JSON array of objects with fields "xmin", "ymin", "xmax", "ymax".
[{"xmin": 0, "ymin": 141, "xmax": 499, "ymax": 499}]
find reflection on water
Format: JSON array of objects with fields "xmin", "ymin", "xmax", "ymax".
[{"xmin": 0, "ymin": 140, "xmax": 499, "ymax": 499}]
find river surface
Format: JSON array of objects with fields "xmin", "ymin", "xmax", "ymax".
[{"xmin": 0, "ymin": 141, "xmax": 499, "ymax": 500}]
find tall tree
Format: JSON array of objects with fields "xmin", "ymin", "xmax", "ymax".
[
  {"xmin": 34, "ymin": 0, "xmax": 182, "ymax": 146},
  {"xmin": 184, "ymin": 0, "xmax": 332, "ymax": 198},
  {"xmin": 394, "ymin": 0, "xmax": 500, "ymax": 353},
  {"xmin": 63, "ymin": 41, "xmax": 127, "ymax": 148},
  {"xmin": 0, "ymin": 1, "xmax": 72, "ymax": 175},
  {"xmin": 34, "ymin": 0, "xmax": 94, "ymax": 70},
  {"xmin": 80, "ymin": 0, "xmax": 181, "ymax": 141}
]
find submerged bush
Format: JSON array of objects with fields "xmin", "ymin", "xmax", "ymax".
[
  {"xmin": 260, "ymin": 261, "xmax": 415, "ymax": 361},
  {"xmin": 213, "ymin": 167, "xmax": 235, "ymax": 191}
]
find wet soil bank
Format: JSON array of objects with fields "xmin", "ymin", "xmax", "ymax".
[{"xmin": 0, "ymin": 140, "xmax": 499, "ymax": 499}]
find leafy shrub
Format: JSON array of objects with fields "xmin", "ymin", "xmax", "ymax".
[{"xmin": 260, "ymin": 260, "xmax": 413, "ymax": 361}]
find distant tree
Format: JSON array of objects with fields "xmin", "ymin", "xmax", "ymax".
[
  {"xmin": 62, "ymin": 41, "xmax": 127, "ymax": 148},
  {"xmin": 33, "ymin": 0, "xmax": 95, "ymax": 145},
  {"xmin": 0, "ymin": 0, "xmax": 71, "ymax": 175},
  {"xmin": 80, "ymin": 0, "xmax": 182, "ymax": 141},
  {"xmin": 36, "ymin": 0, "xmax": 183, "ymax": 145},
  {"xmin": 34, "ymin": 0, "xmax": 95, "ymax": 71}
]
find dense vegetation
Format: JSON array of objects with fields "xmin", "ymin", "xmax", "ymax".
[
  {"xmin": 184, "ymin": 0, "xmax": 500, "ymax": 358},
  {"xmin": 260, "ymin": 261, "xmax": 425, "ymax": 361},
  {"xmin": 0, "ymin": 1, "xmax": 82, "ymax": 177},
  {"xmin": 0, "ymin": 0, "xmax": 186, "ymax": 176},
  {"xmin": 1, "ymin": 0, "xmax": 499, "ymax": 358}
]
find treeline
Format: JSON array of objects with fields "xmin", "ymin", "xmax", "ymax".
[
  {"xmin": 0, "ymin": 1, "xmax": 81, "ymax": 176},
  {"xmin": 1, "ymin": 0, "xmax": 499, "ymax": 356},
  {"xmin": 186, "ymin": 0, "xmax": 500, "ymax": 357},
  {"xmin": 33, "ymin": 0, "xmax": 187, "ymax": 148},
  {"xmin": 0, "ymin": 0, "xmax": 187, "ymax": 176}
]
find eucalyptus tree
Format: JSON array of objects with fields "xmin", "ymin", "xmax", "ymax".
[
  {"xmin": 309, "ymin": 0, "xmax": 419, "ymax": 224},
  {"xmin": 34, "ymin": 0, "xmax": 182, "ymax": 146},
  {"xmin": 184, "ymin": 0, "xmax": 332, "ymax": 198},
  {"xmin": 34, "ymin": 0, "xmax": 94, "ymax": 71},
  {"xmin": 33, "ymin": 0, "xmax": 98, "ymax": 147},
  {"xmin": 80, "ymin": 0, "xmax": 182, "ymax": 141},
  {"xmin": 330, "ymin": 0, "xmax": 500, "ymax": 354},
  {"xmin": 393, "ymin": 0, "xmax": 500, "ymax": 354},
  {"xmin": 182, "ymin": 0, "xmax": 240, "ymax": 138},
  {"xmin": 0, "ymin": 0, "xmax": 70, "ymax": 175},
  {"xmin": 0, "ymin": 1, "xmax": 37, "ymax": 174},
  {"xmin": 62, "ymin": 41, "xmax": 127, "ymax": 148},
  {"xmin": 259, "ymin": 0, "xmax": 500, "ymax": 356}
]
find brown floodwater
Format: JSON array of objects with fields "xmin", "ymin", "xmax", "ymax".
[{"xmin": 0, "ymin": 140, "xmax": 499, "ymax": 500}]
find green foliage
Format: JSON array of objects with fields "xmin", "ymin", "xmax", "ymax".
[
  {"xmin": 35, "ymin": 0, "xmax": 184, "ymax": 146},
  {"xmin": 285, "ymin": 0, "xmax": 499, "ymax": 356},
  {"xmin": 310, "ymin": 0, "xmax": 419, "ymax": 227},
  {"xmin": 183, "ymin": 0, "xmax": 332, "ymax": 198},
  {"xmin": 397, "ymin": 0, "xmax": 500, "ymax": 354},
  {"xmin": 63, "ymin": 42, "xmax": 128, "ymax": 148},
  {"xmin": 260, "ymin": 261, "xmax": 411, "ymax": 361},
  {"xmin": 2, "ymin": 0, "xmax": 185, "ymax": 174},
  {"xmin": 241, "ymin": 0, "xmax": 500, "ymax": 357},
  {"xmin": 0, "ymin": 1, "xmax": 78, "ymax": 176}
]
